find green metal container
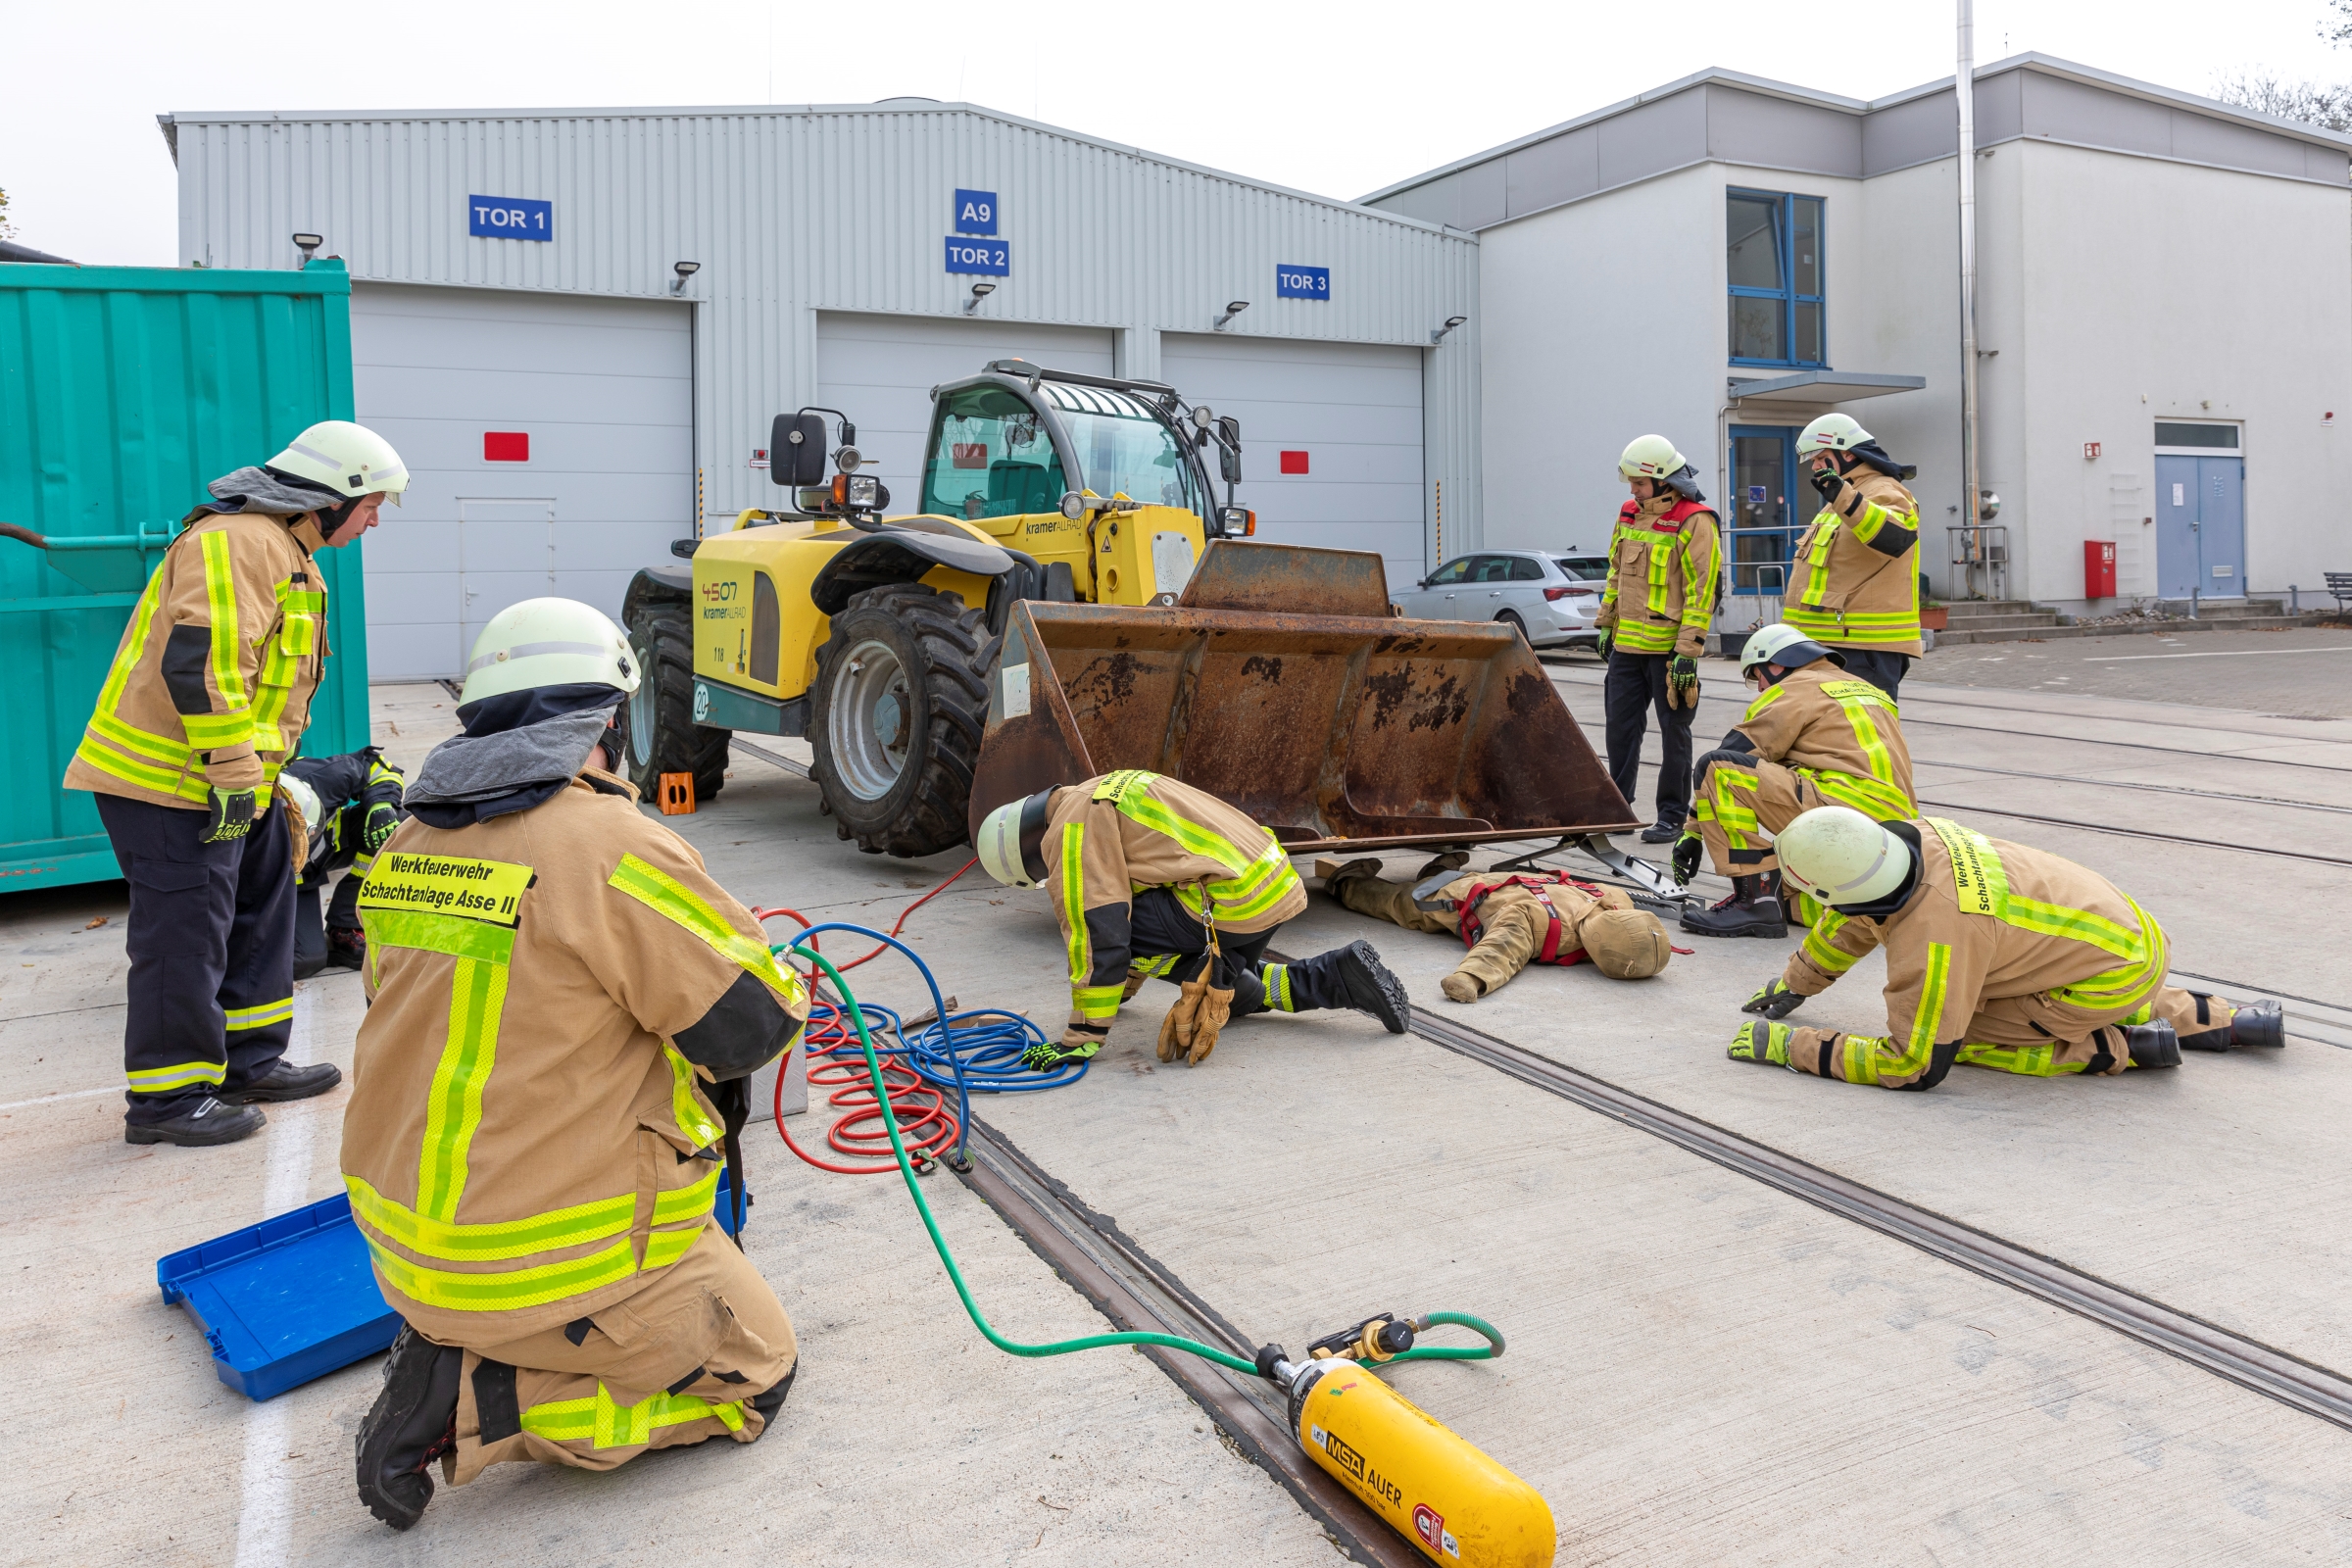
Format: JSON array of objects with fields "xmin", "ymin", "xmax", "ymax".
[{"xmin": 1, "ymin": 260, "xmax": 370, "ymax": 893}]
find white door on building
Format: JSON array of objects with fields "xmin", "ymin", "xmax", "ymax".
[
  {"xmin": 814, "ymin": 313, "xmax": 1115, "ymax": 522},
  {"xmin": 352, "ymin": 283, "xmax": 694, "ymax": 681},
  {"xmin": 1157, "ymin": 334, "xmax": 1425, "ymax": 591}
]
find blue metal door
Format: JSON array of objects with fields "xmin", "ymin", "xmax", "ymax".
[
  {"xmin": 2154, "ymin": 454, "xmax": 2245, "ymax": 599},
  {"xmin": 2197, "ymin": 457, "xmax": 2245, "ymax": 597}
]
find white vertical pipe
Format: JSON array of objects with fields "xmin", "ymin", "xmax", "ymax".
[{"xmin": 1956, "ymin": 0, "xmax": 1984, "ymax": 597}]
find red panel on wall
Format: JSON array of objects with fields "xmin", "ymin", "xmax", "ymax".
[
  {"xmin": 1279, "ymin": 450, "xmax": 1309, "ymax": 474},
  {"xmin": 484, "ymin": 431, "xmax": 530, "ymax": 462}
]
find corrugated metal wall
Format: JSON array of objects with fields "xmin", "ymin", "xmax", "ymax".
[{"xmin": 171, "ymin": 104, "xmax": 1483, "ymax": 564}]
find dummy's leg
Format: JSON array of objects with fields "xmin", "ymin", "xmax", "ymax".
[
  {"xmin": 1320, "ymin": 858, "xmax": 1457, "ymax": 935},
  {"xmin": 1441, "ymin": 900, "xmax": 1542, "ymax": 1004}
]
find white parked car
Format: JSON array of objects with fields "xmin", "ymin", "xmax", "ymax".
[{"xmin": 1394, "ymin": 550, "xmax": 1608, "ymax": 650}]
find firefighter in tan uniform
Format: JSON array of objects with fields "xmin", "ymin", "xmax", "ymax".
[
  {"xmin": 1727, "ymin": 806, "xmax": 2284, "ymax": 1089},
  {"xmin": 1675, "ymin": 623, "xmax": 1918, "ymax": 940},
  {"xmin": 64, "ymin": 421, "xmax": 407, "ymax": 1147},
  {"xmin": 1319, "ymin": 858, "xmax": 1671, "ymax": 1001},
  {"xmin": 975, "ymin": 770, "xmax": 1410, "ymax": 1068},
  {"xmin": 1786, "ymin": 414, "xmax": 1924, "ymax": 701},
  {"xmin": 348, "ymin": 600, "xmax": 810, "ymax": 1531},
  {"xmin": 1595, "ymin": 435, "xmax": 1722, "ymax": 843}
]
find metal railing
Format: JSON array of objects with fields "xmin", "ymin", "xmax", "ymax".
[{"xmin": 1947, "ymin": 523, "xmax": 2008, "ymax": 602}]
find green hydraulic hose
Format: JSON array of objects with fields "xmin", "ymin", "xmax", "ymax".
[{"xmin": 784, "ymin": 940, "xmax": 1504, "ymax": 1376}]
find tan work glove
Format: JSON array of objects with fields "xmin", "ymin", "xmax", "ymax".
[
  {"xmin": 1155, "ymin": 958, "xmax": 1236, "ymax": 1067},
  {"xmin": 280, "ymin": 787, "xmax": 309, "ymax": 871},
  {"xmin": 1666, "ymin": 654, "xmax": 1700, "ymax": 710}
]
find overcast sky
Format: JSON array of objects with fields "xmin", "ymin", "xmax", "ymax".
[{"xmin": 7, "ymin": 0, "xmax": 2349, "ymax": 265}]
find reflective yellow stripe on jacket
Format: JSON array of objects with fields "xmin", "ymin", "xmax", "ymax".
[
  {"xmin": 521, "ymin": 1383, "xmax": 747, "ymax": 1447},
  {"xmin": 1922, "ymin": 818, "xmax": 2168, "ymax": 1013},
  {"xmin": 1092, "ymin": 770, "xmax": 1302, "ymax": 925}
]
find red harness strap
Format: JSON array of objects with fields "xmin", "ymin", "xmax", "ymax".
[{"xmin": 1452, "ymin": 872, "xmax": 1602, "ymax": 968}]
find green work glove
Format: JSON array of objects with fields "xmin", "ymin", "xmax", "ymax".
[
  {"xmin": 1729, "ymin": 1019, "xmax": 1793, "ymax": 1067},
  {"xmin": 202, "ymin": 786, "xmax": 257, "ymax": 844},
  {"xmin": 364, "ymin": 802, "xmax": 402, "ymax": 854},
  {"xmin": 1593, "ymin": 628, "xmax": 1612, "ymax": 662},
  {"xmin": 1667, "ymin": 655, "xmax": 1700, "ymax": 710},
  {"xmin": 1671, "ymin": 829, "xmax": 1703, "ymax": 886},
  {"xmin": 1741, "ymin": 979, "xmax": 1804, "ymax": 1020},
  {"xmin": 1021, "ymin": 1037, "xmax": 1101, "ymax": 1073}
]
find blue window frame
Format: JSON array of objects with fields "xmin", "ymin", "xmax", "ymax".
[
  {"xmin": 1726, "ymin": 425, "xmax": 1802, "ymax": 596},
  {"xmin": 1727, "ymin": 189, "xmax": 1825, "ymax": 368}
]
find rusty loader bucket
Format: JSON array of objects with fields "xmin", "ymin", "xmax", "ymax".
[{"xmin": 966, "ymin": 541, "xmax": 1640, "ymax": 854}]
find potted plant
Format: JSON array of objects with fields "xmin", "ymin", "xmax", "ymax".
[{"xmin": 1920, "ymin": 599, "xmax": 1948, "ymax": 632}]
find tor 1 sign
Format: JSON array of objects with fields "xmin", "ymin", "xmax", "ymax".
[{"xmin": 468, "ymin": 196, "xmax": 552, "ymax": 241}]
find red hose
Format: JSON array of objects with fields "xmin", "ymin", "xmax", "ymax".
[{"xmin": 756, "ymin": 858, "xmax": 981, "ymax": 1174}]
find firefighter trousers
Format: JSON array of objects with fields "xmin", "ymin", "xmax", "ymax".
[
  {"xmin": 94, "ymin": 793, "xmax": 294, "ymax": 1122},
  {"xmin": 1787, "ymin": 984, "xmax": 2235, "ymax": 1088},
  {"xmin": 1603, "ymin": 651, "xmax": 1697, "ymax": 827},
  {"xmin": 1124, "ymin": 888, "xmax": 1349, "ymax": 1016},
  {"xmin": 1690, "ymin": 756, "xmax": 1910, "ymax": 877},
  {"xmin": 1326, "ymin": 871, "xmax": 1539, "ymax": 998},
  {"xmin": 442, "ymin": 1224, "xmax": 797, "ymax": 1485}
]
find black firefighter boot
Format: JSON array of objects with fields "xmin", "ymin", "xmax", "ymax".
[
  {"xmin": 356, "ymin": 1325, "xmax": 463, "ymax": 1531},
  {"xmin": 2180, "ymin": 997, "xmax": 2284, "ymax": 1052},
  {"xmin": 2124, "ymin": 1019, "xmax": 2180, "ymax": 1068},
  {"xmin": 1681, "ymin": 870, "xmax": 1788, "ymax": 939}
]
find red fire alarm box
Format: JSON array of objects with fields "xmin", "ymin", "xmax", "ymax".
[
  {"xmin": 484, "ymin": 431, "xmax": 530, "ymax": 463},
  {"xmin": 1279, "ymin": 450, "xmax": 1309, "ymax": 474},
  {"xmin": 2084, "ymin": 539, "xmax": 2117, "ymax": 599}
]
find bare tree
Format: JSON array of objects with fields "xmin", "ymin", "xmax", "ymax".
[
  {"xmin": 0, "ymin": 187, "xmax": 15, "ymax": 242},
  {"xmin": 2212, "ymin": 67, "xmax": 2352, "ymax": 132}
]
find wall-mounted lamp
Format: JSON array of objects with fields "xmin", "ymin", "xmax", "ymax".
[
  {"xmin": 1213, "ymin": 300, "xmax": 1250, "ymax": 331},
  {"xmin": 671, "ymin": 261, "xmax": 701, "ymax": 295},
  {"xmin": 964, "ymin": 280, "xmax": 997, "ymax": 316},
  {"xmin": 1430, "ymin": 314, "xmax": 1468, "ymax": 344},
  {"xmin": 291, "ymin": 232, "xmax": 322, "ymax": 267}
]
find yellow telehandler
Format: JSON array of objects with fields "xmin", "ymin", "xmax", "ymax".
[{"xmin": 621, "ymin": 360, "xmax": 1654, "ymax": 889}]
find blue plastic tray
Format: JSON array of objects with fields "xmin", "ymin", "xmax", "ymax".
[
  {"xmin": 159, "ymin": 1172, "xmax": 751, "ymax": 1401},
  {"xmin": 157, "ymin": 1191, "xmax": 399, "ymax": 1401}
]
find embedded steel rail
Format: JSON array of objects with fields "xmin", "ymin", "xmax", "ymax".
[
  {"xmin": 954, "ymin": 1120, "xmax": 1427, "ymax": 1568},
  {"xmin": 1400, "ymin": 1007, "xmax": 2352, "ymax": 1435}
]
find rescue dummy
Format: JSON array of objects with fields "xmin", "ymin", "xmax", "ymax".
[
  {"xmin": 1728, "ymin": 805, "xmax": 2284, "ymax": 1089},
  {"xmin": 1677, "ymin": 622, "xmax": 1917, "ymax": 940},
  {"xmin": 347, "ymin": 599, "xmax": 810, "ymax": 1530},
  {"xmin": 975, "ymin": 770, "xmax": 1411, "ymax": 1068},
  {"xmin": 1321, "ymin": 858, "xmax": 1671, "ymax": 1001}
]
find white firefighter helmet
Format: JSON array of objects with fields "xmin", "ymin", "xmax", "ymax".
[
  {"xmin": 1738, "ymin": 622, "xmax": 1839, "ymax": 677},
  {"xmin": 1795, "ymin": 413, "xmax": 1872, "ymax": 458},
  {"xmin": 1618, "ymin": 434, "xmax": 1687, "ymax": 481},
  {"xmin": 975, "ymin": 792, "xmax": 1054, "ymax": 889},
  {"xmin": 461, "ymin": 598, "xmax": 641, "ymax": 706},
  {"xmin": 1776, "ymin": 806, "xmax": 1912, "ymax": 907},
  {"xmin": 266, "ymin": 420, "xmax": 410, "ymax": 504},
  {"xmin": 278, "ymin": 772, "xmax": 323, "ymax": 833}
]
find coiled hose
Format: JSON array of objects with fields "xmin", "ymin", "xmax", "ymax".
[{"xmin": 773, "ymin": 928, "xmax": 1505, "ymax": 1376}]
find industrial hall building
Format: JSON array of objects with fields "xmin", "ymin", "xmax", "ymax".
[
  {"xmin": 162, "ymin": 51, "xmax": 2352, "ymax": 679},
  {"xmin": 1364, "ymin": 53, "xmax": 2352, "ymax": 629}
]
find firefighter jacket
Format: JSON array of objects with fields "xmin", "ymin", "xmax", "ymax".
[
  {"xmin": 1784, "ymin": 468, "xmax": 1924, "ymax": 657},
  {"xmin": 65, "ymin": 509, "xmax": 329, "ymax": 809},
  {"xmin": 1722, "ymin": 663, "xmax": 1915, "ymax": 819},
  {"xmin": 1043, "ymin": 769, "xmax": 1305, "ymax": 1034},
  {"xmin": 1595, "ymin": 496, "xmax": 1720, "ymax": 657},
  {"xmin": 341, "ymin": 772, "xmax": 809, "ymax": 1346},
  {"xmin": 1776, "ymin": 818, "xmax": 2171, "ymax": 1089}
]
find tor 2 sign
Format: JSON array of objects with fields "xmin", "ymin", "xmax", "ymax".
[
  {"xmin": 469, "ymin": 196, "xmax": 552, "ymax": 241},
  {"xmin": 1276, "ymin": 265, "xmax": 1330, "ymax": 300}
]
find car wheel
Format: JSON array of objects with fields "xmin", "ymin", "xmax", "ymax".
[{"xmin": 1496, "ymin": 611, "xmax": 1529, "ymax": 646}]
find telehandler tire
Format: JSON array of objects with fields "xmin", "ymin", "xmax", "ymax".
[
  {"xmin": 810, "ymin": 583, "xmax": 992, "ymax": 858},
  {"xmin": 622, "ymin": 586, "xmax": 730, "ymax": 805}
]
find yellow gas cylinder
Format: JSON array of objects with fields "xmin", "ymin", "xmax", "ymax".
[{"xmin": 1285, "ymin": 1356, "xmax": 1555, "ymax": 1567}]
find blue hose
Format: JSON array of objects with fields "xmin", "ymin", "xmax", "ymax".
[{"xmin": 786, "ymin": 922, "xmax": 1089, "ymax": 1158}]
